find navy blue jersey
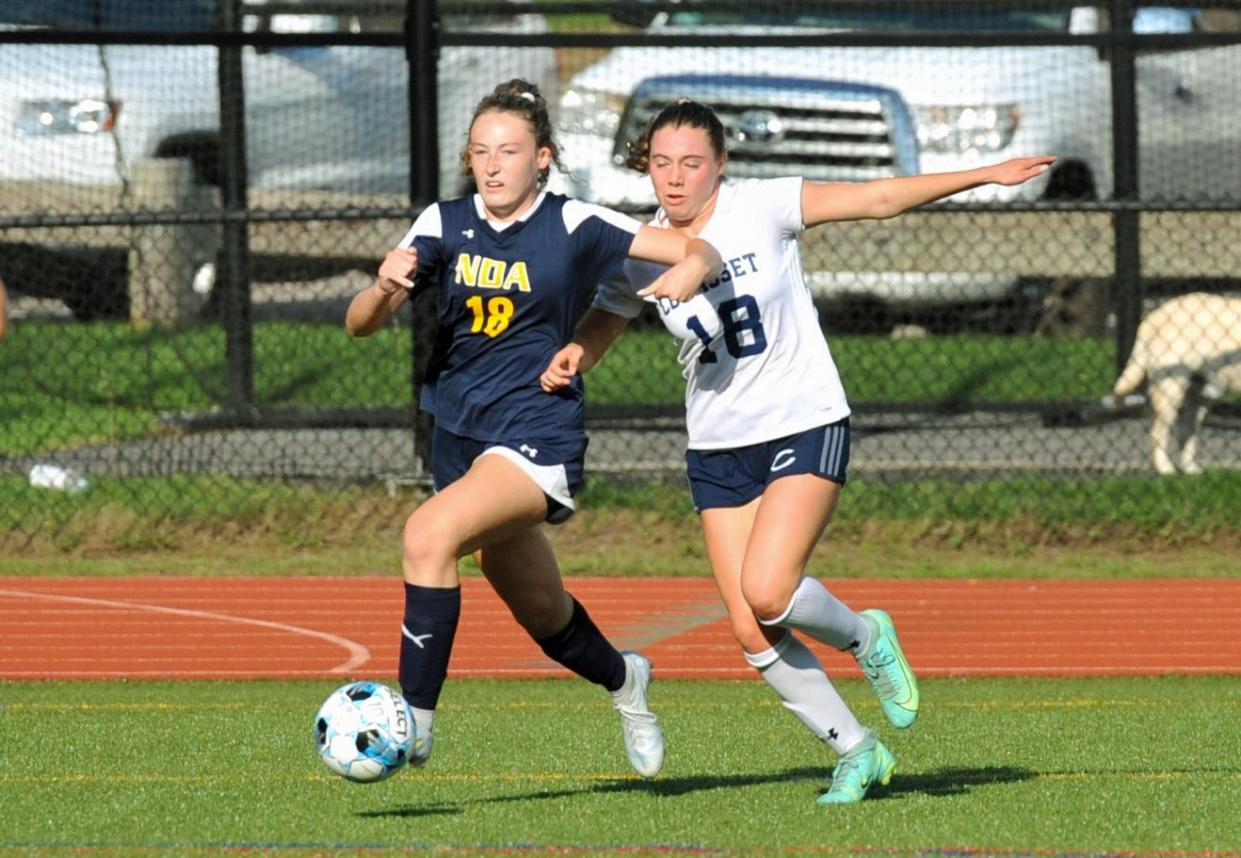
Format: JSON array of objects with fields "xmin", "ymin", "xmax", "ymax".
[{"xmin": 399, "ymin": 192, "xmax": 641, "ymax": 443}]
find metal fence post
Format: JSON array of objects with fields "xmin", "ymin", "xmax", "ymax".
[
  {"xmin": 218, "ymin": 0, "xmax": 254, "ymax": 410},
  {"xmin": 407, "ymin": 0, "xmax": 440, "ymax": 472},
  {"xmin": 1110, "ymin": 0, "xmax": 1143, "ymax": 374}
]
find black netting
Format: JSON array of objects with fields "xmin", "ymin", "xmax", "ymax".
[{"xmin": 2, "ymin": 1, "xmax": 1239, "ymax": 547}]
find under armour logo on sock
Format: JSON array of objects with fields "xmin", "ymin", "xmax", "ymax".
[
  {"xmin": 401, "ymin": 624, "xmax": 433, "ymax": 649},
  {"xmin": 827, "ymin": 728, "xmax": 839, "ymax": 740}
]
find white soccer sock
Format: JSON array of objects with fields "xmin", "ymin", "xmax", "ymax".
[
  {"xmin": 746, "ymin": 633, "xmax": 867, "ymax": 756},
  {"xmin": 759, "ymin": 576, "xmax": 871, "ymax": 653},
  {"xmin": 412, "ymin": 706, "xmax": 435, "ymax": 743},
  {"xmin": 408, "ymin": 706, "xmax": 436, "ymax": 765}
]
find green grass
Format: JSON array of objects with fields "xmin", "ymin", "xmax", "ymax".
[
  {"xmin": 1, "ymin": 676, "xmax": 1237, "ymax": 855},
  {"xmin": 833, "ymin": 333, "xmax": 1115, "ymax": 403},
  {"xmin": 541, "ymin": 0, "xmax": 634, "ymax": 33},
  {"xmin": 0, "ymin": 320, "xmax": 412, "ymax": 456},
  {"xmin": 581, "ymin": 469, "xmax": 1241, "ymax": 531},
  {"xmin": 7, "ymin": 319, "xmax": 1230, "ymax": 566},
  {"xmin": 7, "ymin": 469, "xmax": 1234, "ymax": 546},
  {"xmin": 1, "ymin": 320, "xmax": 1117, "ymax": 456}
]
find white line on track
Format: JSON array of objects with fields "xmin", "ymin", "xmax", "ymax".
[{"xmin": 0, "ymin": 588, "xmax": 370, "ymax": 675}]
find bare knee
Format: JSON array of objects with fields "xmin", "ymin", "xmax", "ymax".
[
  {"xmin": 401, "ymin": 514, "xmax": 459, "ymax": 582},
  {"xmin": 741, "ymin": 576, "xmax": 795, "ymax": 624}
]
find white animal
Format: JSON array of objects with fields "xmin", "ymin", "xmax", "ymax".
[{"xmin": 1113, "ymin": 292, "xmax": 1241, "ymax": 474}]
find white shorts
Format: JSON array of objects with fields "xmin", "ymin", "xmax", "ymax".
[{"xmin": 479, "ymin": 446, "xmax": 576, "ymax": 524}]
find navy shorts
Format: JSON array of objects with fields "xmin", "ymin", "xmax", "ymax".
[
  {"xmin": 431, "ymin": 424, "xmax": 588, "ymax": 524},
  {"xmin": 685, "ymin": 418, "xmax": 850, "ymax": 512}
]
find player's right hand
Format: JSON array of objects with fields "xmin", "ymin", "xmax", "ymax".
[
  {"xmin": 540, "ymin": 344, "xmax": 584, "ymax": 392},
  {"xmin": 989, "ymin": 155, "xmax": 1056, "ymax": 186},
  {"xmin": 377, "ymin": 247, "xmax": 418, "ymax": 293}
]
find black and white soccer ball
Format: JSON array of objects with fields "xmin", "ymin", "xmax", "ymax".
[{"xmin": 314, "ymin": 681, "xmax": 415, "ymax": 783}]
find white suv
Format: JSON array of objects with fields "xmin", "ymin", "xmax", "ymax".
[{"xmin": 550, "ymin": 5, "xmax": 1240, "ymax": 320}]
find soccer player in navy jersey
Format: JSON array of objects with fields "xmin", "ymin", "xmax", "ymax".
[
  {"xmin": 345, "ymin": 81, "xmax": 722, "ymax": 779},
  {"xmin": 543, "ymin": 99, "xmax": 1054, "ymax": 802}
]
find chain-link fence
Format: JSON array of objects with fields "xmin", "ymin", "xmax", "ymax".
[{"xmin": 2, "ymin": 0, "xmax": 1240, "ymax": 547}]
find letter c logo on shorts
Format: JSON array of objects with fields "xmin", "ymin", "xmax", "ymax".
[{"xmin": 770, "ymin": 448, "xmax": 797, "ymax": 472}]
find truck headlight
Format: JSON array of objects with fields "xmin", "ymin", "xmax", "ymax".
[
  {"xmin": 558, "ymin": 88, "xmax": 626, "ymax": 136},
  {"xmin": 16, "ymin": 99, "xmax": 120, "ymax": 136},
  {"xmin": 915, "ymin": 104, "xmax": 1019, "ymax": 155}
]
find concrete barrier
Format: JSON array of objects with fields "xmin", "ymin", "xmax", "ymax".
[{"xmin": 126, "ymin": 158, "xmax": 220, "ymax": 327}]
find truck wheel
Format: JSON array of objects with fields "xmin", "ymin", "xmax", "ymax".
[
  {"xmin": 63, "ymin": 283, "xmax": 130, "ymax": 321},
  {"xmin": 56, "ymin": 249, "xmax": 130, "ymax": 321},
  {"xmin": 154, "ymin": 133, "xmax": 220, "ymax": 186},
  {"xmin": 1043, "ymin": 161, "xmax": 1097, "ymax": 200}
]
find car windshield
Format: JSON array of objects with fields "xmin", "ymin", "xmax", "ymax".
[
  {"xmin": 0, "ymin": 0, "xmax": 216, "ymax": 29},
  {"xmin": 667, "ymin": 10, "xmax": 1072, "ymax": 32}
]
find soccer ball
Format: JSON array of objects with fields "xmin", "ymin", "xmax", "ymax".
[{"xmin": 314, "ymin": 681, "xmax": 416, "ymax": 783}]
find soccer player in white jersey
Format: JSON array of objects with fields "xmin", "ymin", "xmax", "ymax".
[
  {"xmin": 542, "ymin": 99, "xmax": 1054, "ymax": 803},
  {"xmin": 346, "ymin": 82, "xmax": 722, "ymax": 779}
]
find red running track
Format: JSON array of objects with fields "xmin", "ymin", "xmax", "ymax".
[{"xmin": 2, "ymin": 577, "xmax": 1239, "ymax": 680}]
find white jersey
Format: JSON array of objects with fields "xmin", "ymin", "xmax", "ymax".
[{"xmin": 594, "ymin": 177, "xmax": 850, "ymax": 450}]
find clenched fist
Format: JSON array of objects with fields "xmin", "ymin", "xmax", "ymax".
[{"xmin": 377, "ymin": 247, "xmax": 418, "ymax": 293}]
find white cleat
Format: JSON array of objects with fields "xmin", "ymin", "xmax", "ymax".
[
  {"xmin": 610, "ymin": 651, "xmax": 665, "ymax": 778},
  {"xmin": 408, "ymin": 730, "xmax": 433, "ymax": 768}
]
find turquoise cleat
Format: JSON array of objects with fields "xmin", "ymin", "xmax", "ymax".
[
  {"xmin": 856, "ymin": 609, "xmax": 920, "ymax": 729},
  {"xmin": 817, "ymin": 733, "xmax": 896, "ymax": 805}
]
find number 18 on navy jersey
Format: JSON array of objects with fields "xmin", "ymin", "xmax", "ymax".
[{"xmin": 399, "ymin": 192, "xmax": 642, "ymax": 445}]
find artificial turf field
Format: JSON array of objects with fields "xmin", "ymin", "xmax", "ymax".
[
  {"xmin": 1, "ymin": 675, "xmax": 1239, "ymax": 857},
  {"xmin": 2, "ymin": 575, "xmax": 1239, "ymax": 856}
]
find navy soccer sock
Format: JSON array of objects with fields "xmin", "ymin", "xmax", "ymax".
[
  {"xmin": 397, "ymin": 582, "xmax": 461, "ymax": 711},
  {"xmin": 534, "ymin": 597, "xmax": 627, "ymax": 692}
]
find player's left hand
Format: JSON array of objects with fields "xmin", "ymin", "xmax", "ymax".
[
  {"xmin": 540, "ymin": 343, "xmax": 584, "ymax": 392},
  {"xmin": 991, "ymin": 155, "xmax": 1057, "ymax": 186}
]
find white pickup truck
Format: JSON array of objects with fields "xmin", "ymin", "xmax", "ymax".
[
  {"xmin": 0, "ymin": 0, "xmax": 558, "ymax": 319},
  {"xmin": 550, "ymin": 5, "xmax": 1241, "ymax": 323}
]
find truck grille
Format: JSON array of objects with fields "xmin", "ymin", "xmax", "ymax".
[{"xmin": 614, "ymin": 77, "xmax": 916, "ymax": 182}]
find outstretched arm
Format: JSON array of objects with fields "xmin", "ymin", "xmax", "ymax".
[
  {"xmin": 345, "ymin": 247, "xmax": 415, "ymax": 337},
  {"xmin": 802, "ymin": 155, "xmax": 1056, "ymax": 228},
  {"xmin": 628, "ymin": 225, "xmax": 719, "ymax": 269},
  {"xmin": 540, "ymin": 307, "xmax": 631, "ymax": 392}
]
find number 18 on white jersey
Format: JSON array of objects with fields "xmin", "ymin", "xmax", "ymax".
[{"xmin": 594, "ymin": 177, "xmax": 850, "ymax": 450}]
